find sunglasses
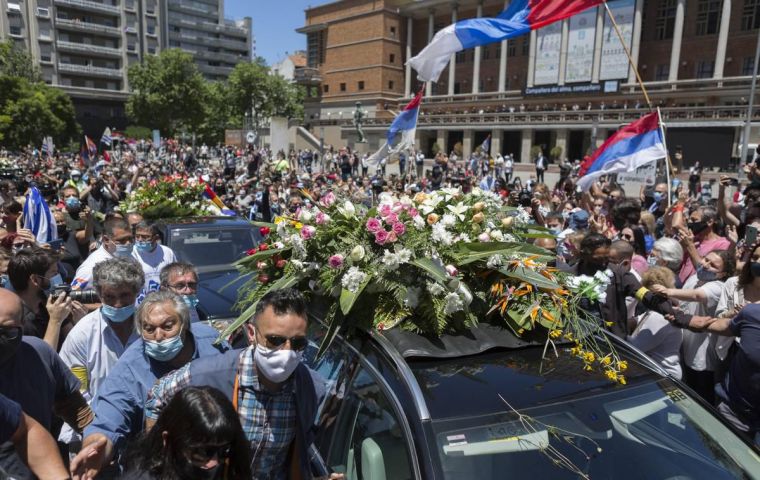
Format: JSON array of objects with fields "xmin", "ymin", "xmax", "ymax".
[
  {"xmin": 187, "ymin": 443, "xmax": 231, "ymax": 463},
  {"xmin": 259, "ymin": 332, "xmax": 308, "ymax": 352}
]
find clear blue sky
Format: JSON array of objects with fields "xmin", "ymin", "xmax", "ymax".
[{"xmin": 225, "ymin": 0, "xmax": 332, "ymax": 65}]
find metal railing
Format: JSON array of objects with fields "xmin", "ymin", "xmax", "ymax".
[
  {"xmin": 54, "ymin": 0, "xmax": 119, "ymax": 15},
  {"xmin": 56, "ymin": 40, "xmax": 121, "ymax": 56},
  {"xmin": 55, "ymin": 17, "xmax": 120, "ymax": 35},
  {"xmin": 58, "ymin": 62, "xmax": 122, "ymax": 77},
  {"xmin": 170, "ymin": 1, "xmax": 215, "ymax": 15}
]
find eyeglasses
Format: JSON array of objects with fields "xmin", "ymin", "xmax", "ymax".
[
  {"xmin": 260, "ymin": 333, "xmax": 308, "ymax": 352},
  {"xmin": 167, "ymin": 282, "xmax": 198, "ymax": 290},
  {"xmin": 0, "ymin": 327, "xmax": 21, "ymax": 341}
]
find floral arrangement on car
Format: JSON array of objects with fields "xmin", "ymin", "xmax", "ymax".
[
  {"xmin": 225, "ymin": 187, "xmax": 628, "ymax": 384},
  {"xmin": 120, "ymin": 176, "xmax": 217, "ymax": 220}
]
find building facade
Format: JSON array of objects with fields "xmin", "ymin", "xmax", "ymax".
[
  {"xmin": 160, "ymin": 0, "xmax": 252, "ymax": 82},
  {"xmin": 299, "ymin": 0, "xmax": 760, "ymax": 169}
]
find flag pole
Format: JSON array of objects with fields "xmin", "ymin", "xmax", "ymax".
[
  {"xmin": 603, "ymin": 1, "xmax": 652, "ymax": 111},
  {"xmin": 657, "ymin": 107, "xmax": 672, "ymax": 207}
]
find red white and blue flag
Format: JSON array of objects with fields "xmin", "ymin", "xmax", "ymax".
[
  {"xmin": 577, "ymin": 111, "xmax": 667, "ymax": 191},
  {"xmin": 367, "ymin": 89, "xmax": 423, "ymax": 166},
  {"xmin": 409, "ymin": 0, "xmax": 604, "ymax": 82}
]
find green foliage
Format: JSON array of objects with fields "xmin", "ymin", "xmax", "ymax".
[
  {"xmin": 530, "ymin": 145, "xmax": 543, "ymax": 159},
  {"xmin": 0, "ymin": 44, "xmax": 80, "ymax": 150},
  {"xmin": 124, "ymin": 125, "xmax": 152, "ymax": 140},
  {"xmin": 550, "ymin": 145, "xmax": 563, "ymax": 160},
  {"xmin": 126, "ymin": 49, "xmax": 208, "ymax": 135}
]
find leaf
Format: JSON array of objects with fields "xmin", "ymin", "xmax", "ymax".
[
  {"xmin": 412, "ymin": 258, "xmax": 448, "ymax": 284},
  {"xmin": 234, "ymin": 247, "xmax": 289, "ymax": 267},
  {"xmin": 453, "ymin": 242, "xmax": 553, "ymax": 265},
  {"xmin": 216, "ymin": 274, "xmax": 299, "ymax": 342},
  {"xmin": 339, "ymin": 276, "xmax": 370, "ymax": 315},
  {"xmin": 316, "ymin": 305, "xmax": 343, "ymax": 360},
  {"xmin": 520, "ymin": 232, "xmax": 557, "ymax": 239},
  {"xmin": 499, "ymin": 266, "xmax": 561, "ymax": 291},
  {"xmin": 249, "ymin": 220, "xmax": 277, "ymax": 229}
]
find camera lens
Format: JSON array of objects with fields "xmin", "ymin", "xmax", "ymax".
[{"xmin": 69, "ymin": 290, "xmax": 100, "ymax": 304}]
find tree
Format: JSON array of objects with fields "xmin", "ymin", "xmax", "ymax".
[
  {"xmin": 197, "ymin": 81, "xmax": 233, "ymax": 144},
  {"xmin": 124, "ymin": 125, "xmax": 152, "ymax": 140},
  {"xmin": 126, "ymin": 49, "xmax": 208, "ymax": 136},
  {"xmin": 0, "ymin": 41, "xmax": 41, "ymax": 82}
]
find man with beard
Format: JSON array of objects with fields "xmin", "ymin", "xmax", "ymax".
[{"xmin": 61, "ymin": 186, "xmax": 94, "ymax": 262}]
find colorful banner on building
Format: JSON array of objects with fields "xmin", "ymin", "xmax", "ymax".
[
  {"xmin": 565, "ymin": 7, "xmax": 597, "ymax": 83},
  {"xmin": 533, "ymin": 22, "xmax": 562, "ymax": 85},
  {"xmin": 600, "ymin": 0, "xmax": 635, "ymax": 81}
]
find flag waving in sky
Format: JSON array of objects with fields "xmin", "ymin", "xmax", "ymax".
[
  {"xmin": 101, "ymin": 127, "xmax": 112, "ymax": 146},
  {"xmin": 85, "ymin": 135, "xmax": 97, "ymax": 158},
  {"xmin": 367, "ymin": 89, "xmax": 424, "ymax": 166},
  {"xmin": 577, "ymin": 111, "xmax": 667, "ymax": 191},
  {"xmin": 409, "ymin": 0, "xmax": 604, "ymax": 82}
]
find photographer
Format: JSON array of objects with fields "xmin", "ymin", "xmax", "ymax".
[{"xmin": 61, "ymin": 186, "xmax": 95, "ymax": 261}]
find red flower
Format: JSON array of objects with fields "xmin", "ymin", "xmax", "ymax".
[
  {"xmin": 275, "ymin": 259, "xmax": 287, "ymax": 269},
  {"xmin": 260, "ymin": 226, "xmax": 271, "ymax": 236},
  {"xmin": 258, "ymin": 274, "xmax": 270, "ymax": 284},
  {"xmin": 246, "ymin": 248, "xmax": 257, "ymax": 256},
  {"xmin": 258, "ymin": 244, "xmax": 268, "ymax": 251}
]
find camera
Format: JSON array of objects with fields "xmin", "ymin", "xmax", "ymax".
[
  {"xmin": 518, "ymin": 190, "xmax": 533, "ymax": 207},
  {"xmin": 52, "ymin": 285, "xmax": 100, "ymax": 303}
]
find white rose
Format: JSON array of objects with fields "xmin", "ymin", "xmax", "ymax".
[
  {"xmin": 299, "ymin": 210, "xmax": 313, "ymax": 223},
  {"xmin": 350, "ymin": 245, "xmax": 366, "ymax": 262}
]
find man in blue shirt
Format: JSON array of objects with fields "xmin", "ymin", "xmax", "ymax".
[{"xmin": 70, "ymin": 290, "xmax": 228, "ymax": 478}]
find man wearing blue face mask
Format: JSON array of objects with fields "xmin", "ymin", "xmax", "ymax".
[
  {"xmin": 60, "ymin": 186, "xmax": 94, "ymax": 266},
  {"xmin": 58, "ymin": 258, "xmax": 144, "ymax": 449},
  {"xmin": 160, "ymin": 262, "xmax": 202, "ymax": 323},
  {"xmin": 70, "ymin": 290, "xmax": 228, "ymax": 478},
  {"xmin": 72, "ymin": 218, "xmax": 134, "ymax": 291},
  {"xmin": 131, "ymin": 221, "xmax": 177, "ymax": 304}
]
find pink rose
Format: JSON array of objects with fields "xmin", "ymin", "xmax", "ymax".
[
  {"xmin": 374, "ymin": 229, "xmax": 389, "ymax": 245},
  {"xmin": 320, "ymin": 191, "xmax": 336, "ymax": 208},
  {"xmin": 385, "ymin": 212, "xmax": 399, "ymax": 224},
  {"xmin": 258, "ymin": 274, "xmax": 270, "ymax": 284},
  {"xmin": 366, "ymin": 217, "xmax": 382, "ymax": 233},
  {"xmin": 478, "ymin": 232, "xmax": 490, "ymax": 242},
  {"xmin": 379, "ymin": 204, "xmax": 392, "ymax": 218},
  {"xmin": 315, "ymin": 211, "xmax": 328, "ymax": 225},
  {"xmin": 408, "ymin": 207, "xmax": 419, "ymax": 218},
  {"xmin": 386, "ymin": 230, "xmax": 398, "ymax": 243},
  {"xmin": 445, "ymin": 265, "xmax": 458, "ymax": 277},
  {"xmin": 328, "ymin": 254, "xmax": 344, "ymax": 269},
  {"xmin": 300, "ymin": 225, "xmax": 316, "ymax": 240},
  {"xmin": 392, "ymin": 222, "xmax": 406, "ymax": 236},
  {"xmin": 275, "ymin": 259, "xmax": 287, "ymax": 269},
  {"xmin": 256, "ymin": 261, "xmax": 267, "ymax": 270}
]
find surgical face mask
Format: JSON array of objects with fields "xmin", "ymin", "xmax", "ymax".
[
  {"xmin": 647, "ymin": 255, "xmax": 659, "ymax": 267},
  {"xmin": 696, "ymin": 266, "xmax": 719, "ymax": 282},
  {"xmin": 101, "ymin": 303, "xmax": 135, "ymax": 323},
  {"xmin": 182, "ymin": 294, "xmax": 200, "ymax": 309},
  {"xmin": 0, "ymin": 274, "xmax": 8, "ymax": 289},
  {"xmin": 113, "ymin": 242, "xmax": 133, "ymax": 258},
  {"xmin": 254, "ymin": 342, "xmax": 301, "ymax": 383},
  {"xmin": 65, "ymin": 196, "xmax": 81, "ymax": 209},
  {"xmin": 135, "ymin": 241, "xmax": 154, "ymax": 253},
  {"xmin": 653, "ymin": 191, "xmax": 663, "ymax": 203},
  {"xmin": 143, "ymin": 328, "xmax": 184, "ymax": 362},
  {"xmin": 751, "ymin": 262, "xmax": 760, "ymax": 278}
]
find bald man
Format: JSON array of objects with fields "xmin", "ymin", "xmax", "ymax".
[
  {"xmin": 534, "ymin": 236, "xmax": 558, "ymax": 267},
  {"xmin": 0, "ymin": 289, "xmax": 92, "ymax": 478}
]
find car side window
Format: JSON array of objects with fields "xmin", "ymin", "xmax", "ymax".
[{"xmin": 325, "ymin": 365, "xmax": 415, "ymax": 480}]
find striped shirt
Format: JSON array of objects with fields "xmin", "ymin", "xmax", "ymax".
[{"xmin": 146, "ymin": 347, "xmax": 296, "ymax": 479}]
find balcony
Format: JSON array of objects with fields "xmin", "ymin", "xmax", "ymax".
[
  {"xmin": 58, "ymin": 62, "xmax": 122, "ymax": 78},
  {"xmin": 169, "ymin": 1, "xmax": 215, "ymax": 16},
  {"xmin": 54, "ymin": 0, "xmax": 119, "ymax": 15},
  {"xmin": 55, "ymin": 17, "xmax": 120, "ymax": 36},
  {"xmin": 57, "ymin": 40, "xmax": 122, "ymax": 57},
  {"xmin": 294, "ymin": 67, "xmax": 322, "ymax": 85}
]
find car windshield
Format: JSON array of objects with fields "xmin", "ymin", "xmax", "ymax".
[
  {"xmin": 168, "ymin": 227, "xmax": 255, "ymax": 268},
  {"xmin": 430, "ymin": 379, "xmax": 760, "ymax": 479}
]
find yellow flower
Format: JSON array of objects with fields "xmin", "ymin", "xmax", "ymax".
[
  {"xmin": 583, "ymin": 352, "xmax": 596, "ymax": 363},
  {"xmin": 570, "ymin": 347, "xmax": 581, "ymax": 356},
  {"xmin": 617, "ymin": 375, "xmax": 627, "ymax": 385},
  {"xmin": 563, "ymin": 332, "xmax": 574, "ymax": 341},
  {"xmin": 517, "ymin": 328, "xmax": 525, "ymax": 335},
  {"xmin": 617, "ymin": 361, "xmax": 628, "ymax": 371},
  {"xmin": 605, "ymin": 321, "xmax": 614, "ymax": 327},
  {"xmin": 273, "ymin": 216, "xmax": 284, "ymax": 224},
  {"xmin": 600, "ymin": 356, "xmax": 612, "ymax": 366},
  {"xmin": 549, "ymin": 330, "xmax": 562, "ymax": 339},
  {"xmin": 472, "ymin": 202, "xmax": 485, "ymax": 212},
  {"xmin": 413, "ymin": 192, "xmax": 428, "ymax": 204},
  {"xmin": 427, "ymin": 213, "xmax": 439, "ymax": 225},
  {"xmin": 605, "ymin": 370, "xmax": 618, "ymax": 382},
  {"xmin": 501, "ymin": 217, "xmax": 513, "ymax": 228},
  {"xmin": 294, "ymin": 222, "xmax": 304, "ymax": 230},
  {"xmin": 584, "ymin": 364, "xmax": 593, "ymax": 372}
]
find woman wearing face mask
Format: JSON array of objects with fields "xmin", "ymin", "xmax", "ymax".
[
  {"xmin": 619, "ymin": 226, "xmax": 649, "ymax": 275},
  {"xmin": 122, "ymin": 386, "xmax": 250, "ymax": 480},
  {"xmin": 650, "ymin": 250, "xmax": 734, "ymax": 403},
  {"xmin": 58, "ymin": 258, "xmax": 144, "ymax": 448}
]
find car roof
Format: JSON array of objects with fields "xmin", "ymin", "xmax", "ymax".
[{"xmin": 157, "ymin": 216, "xmax": 252, "ymax": 228}]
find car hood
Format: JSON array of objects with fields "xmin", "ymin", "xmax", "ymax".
[{"xmin": 196, "ymin": 268, "xmax": 252, "ymax": 320}]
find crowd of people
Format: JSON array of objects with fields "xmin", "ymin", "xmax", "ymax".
[{"xmin": 0, "ymin": 137, "xmax": 758, "ymax": 479}]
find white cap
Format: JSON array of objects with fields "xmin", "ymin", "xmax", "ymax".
[{"xmin": 71, "ymin": 169, "xmax": 81, "ymax": 176}]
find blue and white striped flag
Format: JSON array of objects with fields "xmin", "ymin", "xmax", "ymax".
[
  {"xmin": 40, "ymin": 136, "xmax": 53, "ymax": 156},
  {"xmin": 480, "ymin": 135, "xmax": 490, "ymax": 155},
  {"xmin": 22, "ymin": 186, "xmax": 57, "ymax": 243},
  {"xmin": 100, "ymin": 127, "xmax": 112, "ymax": 146}
]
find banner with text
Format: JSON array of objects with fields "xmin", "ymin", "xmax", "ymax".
[
  {"xmin": 600, "ymin": 0, "xmax": 636, "ymax": 81},
  {"xmin": 533, "ymin": 22, "xmax": 562, "ymax": 85},
  {"xmin": 565, "ymin": 8, "xmax": 597, "ymax": 84}
]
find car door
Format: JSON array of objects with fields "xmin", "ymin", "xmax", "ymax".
[{"xmin": 307, "ymin": 336, "xmax": 418, "ymax": 480}]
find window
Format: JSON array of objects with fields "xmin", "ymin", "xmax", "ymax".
[
  {"xmin": 307, "ymin": 30, "xmax": 326, "ymax": 67},
  {"xmin": 323, "ymin": 84, "xmax": 329, "ymax": 93},
  {"xmin": 36, "ymin": 7, "xmax": 50, "ymax": 17},
  {"xmin": 40, "ymin": 54, "xmax": 52, "ymax": 63},
  {"xmin": 389, "ymin": 25, "xmax": 396, "ymax": 38},
  {"xmin": 655, "ymin": 64, "xmax": 670, "ymax": 80},
  {"xmin": 507, "ymin": 39, "xmax": 516, "ymax": 57},
  {"xmin": 696, "ymin": 0, "xmax": 722, "ymax": 35},
  {"xmin": 358, "ymin": 81, "xmax": 365, "ymax": 90},
  {"xmin": 743, "ymin": 0, "xmax": 760, "ymax": 30},
  {"xmin": 388, "ymin": 80, "xmax": 394, "ymax": 90},
  {"xmin": 127, "ymin": 43, "xmax": 137, "ymax": 51},
  {"xmin": 340, "ymin": 82, "xmax": 346, "ymax": 92},
  {"xmin": 522, "ymin": 37, "xmax": 530, "ymax": 56},
  {"xmin": 9, "ymin": 26, "xmax": 22, "ymax": 36},
  {"xmin": 696, "ymin": 60, "xmax": 714, "ymax": 78},
  {"xmin": 482, "ymin": 46, "xmax": 490, "ymax": 60},
  {"xmin": 656, "ymin": 0, "xmax": 677, "ymax": 40},
  {"xmin": 455, "ymin": 50, "xmax": 466, "ymax": 64},
  {"xmin": 743, "ymin": 56, "xmax": 756, "ymax": 75}
]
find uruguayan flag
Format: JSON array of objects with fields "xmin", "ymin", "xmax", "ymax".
[
  {"xmin": 22, "ymin": 186, "xmax": 58, "ymax": 243},
  {"xmin": 101, "ymin": 127, "xmax": 112, "ymax": 146}
]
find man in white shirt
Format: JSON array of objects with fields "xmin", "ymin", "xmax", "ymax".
[
  {"xmin": 72, "ymin": 218, "xmax": 134, "ymax": 291},
  {"xmin": 132, "ymin": 221, "xmax": 177, "ymax": 304}
]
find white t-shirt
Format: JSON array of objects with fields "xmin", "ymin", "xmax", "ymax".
[
  {"xmin": 679, "ymin": 275, "xmax": 725, "ymax": 371},
  {"xmin": 132, "ymin": 244, "xmax": 177, "ymax": 304},
  {"xmin": 628, "ymin": 310, "xmax": 683, "ymax": 379},
  {"xmin": 72, "ymin": 246, "xmax": 114, "ymax": 290},
  {"xmin": 58, "ymin": 308, "xmax": 139, "ymax": 442}
]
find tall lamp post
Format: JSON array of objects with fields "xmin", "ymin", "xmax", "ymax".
[{"xmin": 741, "ymin": 26, "xmax": 760, "ymax": 175}]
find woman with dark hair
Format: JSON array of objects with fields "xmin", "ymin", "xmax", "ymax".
[
  {"xmin": 123, "ymin": 386, "xmax": 251, "ymax": 480},
  {"xmin": 619, "ymin": 226, "xmax": 648, "ymax": 275}
]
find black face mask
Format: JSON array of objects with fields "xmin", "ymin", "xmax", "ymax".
[
  {"xmin": 176, "ymin": 459, "xmax": 222, "ymax": 480},
  {"xmin": 688, "ymin": 221, "xmax": 709, "ymax": 235},
  {"xmin": 750, "ymin": 262, "xmax": 760, "ymax": 278},
  {"xmin": 0, "ymin": 327, "xmax": 22, "ymax": 366},
  {"xmin": 57, "ymin": 224, "xmax": 67, "ymax": 237}
]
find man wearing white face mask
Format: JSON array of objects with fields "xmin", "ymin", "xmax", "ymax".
[
  {"xmin": 160, "ymin": 262, "xmax": 202, "ymax": 323},
  {"xmin": 72, "ymin": 218, "xmax": 135, "ymax": 291},
  {"xmin": 131, "ymin": 221, "xmax": 177, "ymax": 304},
  {"xmin": 145, "ymin": 288, "xmax": 329, "ymax": 480},
  {"xmin": 59, "ymin": 258, "xmax": 144, "ymax": 449}
]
